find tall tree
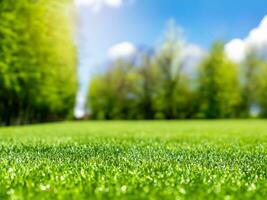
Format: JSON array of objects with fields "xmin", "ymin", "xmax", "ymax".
[
  {"xmin": 89, "ymin": 59, "xmax": 140, "ymax": 119},
  {"xmin": 197, "ymin": 43, "xmax": 241, "ymax": 119},
  {"xmin": 241, "ymin": 51, "xmax": 267, "ymax": 117},
  {"xmin": 0, "ymin": 0, "xmax": 77, "ymax": 125},
  {"xmin": 153, "ymin": 21, "xmax": 193, "ymax": 119},
  {"xmin": 136, "ymin": 52, "xmax": 157, "ymax": 119}
]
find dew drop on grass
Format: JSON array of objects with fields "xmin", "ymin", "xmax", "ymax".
[
  {"xmin": 248, "ymin": 183, "xmax": 256, "ymax": 191},
  {"xmin": 40, "ymin": 184, "xmax": 50, "ymax": 191},
  {"xmin": 121, "ymin": 185, "xmax": 127, "ymax": 193},
  {"xmin": 179, "ymin": 187, "xmax": 186, "ymax": 194}
]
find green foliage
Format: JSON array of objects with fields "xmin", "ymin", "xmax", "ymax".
[
  {"xmin": 197, "ymin": 43, "xmax": 241, "ymax": 118},
  {"xmin": 0, "ymin": 0, "xmax": 77, "ymax": 125},
  {"xmin": 0, "ymin": 120, "xmax": 267, "ymax": 199},
  {"xmin": 88, "ymin": 37, "xmax": 267, "ymax": 120},
  {"xmin": 90, "ymin": 60, "xmax": 141, "ymax": 119},
  {"xmin": 256, "ymin": 61, "xmax": 267, "ymax": 117},
  {"xmin": 89, "ymin": 23, "xmax": 196, "ymax": 120},
  {"xmin": 240, "ymin": 53, "xmax": 267, "ymax": 117},
  {"xmin": 152, "ymin": 23, "xmax": 193, "ymax": 119}
]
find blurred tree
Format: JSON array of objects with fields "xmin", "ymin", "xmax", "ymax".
[
  {"xmin": 153, "ymin": 21, "xmax": 194, "ymax": 119},
  {"xmin": 0, "ymin": 0, "xmax": 77, "ymax": 125},
  {"xmin": 197, "ymin": 43, "xmax": 241, "ymax": 119},
  {"xmin": 241, "ymin": 51, "xmax": 267, "ymax": 117},
  {"xmin": 256, "ymin": 60, "xmax": 267, "ymax": 117},
  {"xmin": 88, "ymin": 22, "xmax": 197, "ymax": 120},
  {"xmin": 89, "ymin": 59, "xmax": 140, "ymax": 119},
  {"xmin": 87, "ymin": 24, "xmax": 267, "ymax": 120},
  {"xmin": 239, "ymin": 52, "xmax": 259, "ymax": 117},
  {"xmin": 136, "ymin": 53, "xmax": 158, "ymax": 119}
]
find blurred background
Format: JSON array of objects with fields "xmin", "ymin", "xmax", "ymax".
[{"xmin": 1, "ymin": 0, "xmax": 267, "ymax": 125}]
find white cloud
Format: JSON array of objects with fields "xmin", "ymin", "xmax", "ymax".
[
  {"xmin": 108, "ymin": 42, "xmax": 137, "ymax": 60},
  {"xmin": 225, "ymin": 15, "xmax": 267, "ymax": 63},
  {"xmin": 75, "ymin": 0, "xmax": 123, "ymax": 12},
  {"xmin": 247, "ymin": 16, "xmax": 267, "ymax": 47},
  {"xmin": 225, "ymin": 39, "xmax": 246, "ymax": 63}
]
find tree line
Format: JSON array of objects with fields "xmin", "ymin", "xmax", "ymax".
[
  {"xmin": 0, "ymin": 0, "xmax": 77, "ymax": 125},
  {"xmin": 88, "ymin": 25, "xmax": 267, "ymax": 120}
]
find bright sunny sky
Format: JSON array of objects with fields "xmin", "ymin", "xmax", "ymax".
[{"xmin": 74, "ymin": 0, "xmax": 267, "ymax": 117}]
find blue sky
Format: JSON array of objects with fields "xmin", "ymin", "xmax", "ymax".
[
  {"xmin": 77, "ymin": 0, "xmax": 267, "ymax": 62},
  {"xmin": 74, "ymin": 0, "xmax": 267, "ymax": 117}
]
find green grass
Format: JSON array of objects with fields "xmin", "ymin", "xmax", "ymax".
[{"xmin": 0, "ymin": 120, "xmax": 267, "ymax": 200}]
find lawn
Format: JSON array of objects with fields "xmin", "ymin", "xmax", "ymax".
[{"xmin": 0, "ymin": 120, "xmax": 267, "ymax": 200}]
